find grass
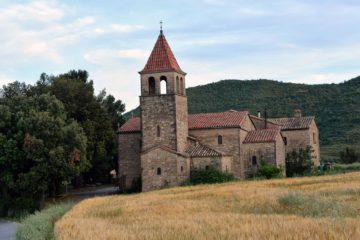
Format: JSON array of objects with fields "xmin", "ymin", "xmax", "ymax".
[
  {"xmin": 16, "ymin": 202, "xmax": 74, "ymax": 240},
  {"xmin": 55, "ymin": 173, "xmax": 360, "ymax": 240}
]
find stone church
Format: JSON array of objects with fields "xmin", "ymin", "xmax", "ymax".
[{"xmin": 118, "ymin": 30, "xmax": 320, "ymax": 192}]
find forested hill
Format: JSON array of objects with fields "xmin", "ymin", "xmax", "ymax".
[{"xmin": 125, "ymin": 76, "xmax": 360, "ymax": 160}]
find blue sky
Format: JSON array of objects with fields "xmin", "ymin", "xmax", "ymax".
[{"xmin": 0, "ymin": 0, "xmax": 359, "ymax": 110}]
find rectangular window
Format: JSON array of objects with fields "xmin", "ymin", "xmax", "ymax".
[{"xmin": 313, "ymin": 133, "xmax": 316, "ymax": 144}]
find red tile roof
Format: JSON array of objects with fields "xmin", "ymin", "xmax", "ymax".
[
  {"xmin": 243, "ymin": 129, "xmax": 281, "ymax": 143},
  {"xmin": 118, "ymin": 117, "xmax": 140, "ymax": 133},
  {"xmin": 269, "ymin": 117, "xmax": 314, "ymax": 130},
  {"xmin": 186, "ymin": 139, "xmax": 223, "ymax": 157},
  {"xmin": 118, "ymin": 111, "xmax": 249, "ymax": 133},
  {"xmin": 188, "ymin": 111, "xmax": 249, "ymax": 130},
  {"xmin": 140, "ymin": 31, "xmax": 184, "ymax": 74}
]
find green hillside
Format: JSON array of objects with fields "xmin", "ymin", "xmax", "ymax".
[{"xmin": 125, "ymin": 77, "xmax": 360, "ymax": 161}]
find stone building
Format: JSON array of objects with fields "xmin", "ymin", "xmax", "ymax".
[{"xmin": 118, "ymin": 30, "xmax": 320, "ymax": 191}]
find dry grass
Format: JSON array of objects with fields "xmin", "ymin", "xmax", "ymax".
[{"xmin": 55, "ymin": 172, "xmax": 360, "ymax": 240}]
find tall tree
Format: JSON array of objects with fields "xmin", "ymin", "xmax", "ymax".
[
  {"xmin": 0, "ymin": 86, "xmax": 88, "ymax": 216},
  {"xmin": 31, "ymin": 70, "xmax": 125, "ymax": 184}
]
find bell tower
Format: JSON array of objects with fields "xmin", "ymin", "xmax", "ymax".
[{"xmin": 139, "ymin": 29, "xmax": 188, "ymax": 153}]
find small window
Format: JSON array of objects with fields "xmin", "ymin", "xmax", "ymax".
[
  {"xmin": 205, "ymin": 165, "xmax": 210, "ymax": 170},
  {"xmin": 283, "ymin": 137, "xmax": 287, "ymax": 146},
  {"xmin": 313, "ymin": 133, "xmax": 316, "ymax": 144},
  {"xmin": 139, "ymin": 140, "xmax": 142, "ymax": 149},
  {"xmin": 148, "ymin": 77, "xmax": 155, "ymax": 95},
  {"xmin": 252, "ymin": 156, "xmax": 257, "ymax": 166},
  {"xmin": 225, "ymin": 165, "xmax": 228, "ymax": 172},
  {"xmin": 180, "ymin": 77, "xmax": 184, "ymax": 95},
  {"xmin": 181, "ymin": 166, "xmax": 184, "ymax": 172},
  {"xmin": 217, "ymin": 135, "xmax": 223, "ymax": 145},
  {"xmin": 157, "ymin": 125, "xmax": 160, "ymax": 137},
  {"xmin": 176, "ymin": 76, "xmax": 180, "ymax": 94},
  {"xmin": 157, "ymin": 167, "xmax": 161, "ymax": 175}
]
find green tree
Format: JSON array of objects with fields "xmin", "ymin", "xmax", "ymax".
[
  {"xmin": 339, "ymin": 147, "xmax": 359, "ymax": 164},
  {"xmin": 0, "ymin": 86, "xmax": 88, "ymax": 216},
  {"xmin": 31, "ymin": 70, "xmax": 125, "ymax": 184},
  {"xmin": 257, "ymin": 160, "xmax": 282, "ymax": 179},
  {"xmin": 286, "ymin": 146, "xmax": 314, "ymax": 177}
]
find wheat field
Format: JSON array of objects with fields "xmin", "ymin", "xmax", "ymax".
[{"xmin": 55, "ymin": 172, "xmax": 360, "ymax": 240}]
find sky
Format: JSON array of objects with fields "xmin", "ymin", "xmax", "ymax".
[{"xmin": 0, "ymin": 0, "xmax": 359, "ymax": 110}]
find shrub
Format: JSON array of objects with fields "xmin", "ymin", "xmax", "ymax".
[
  {"xmin": 190, "ymin": 166, "xmax": 234, "ymax": 185},
  {"xmin": 278, "ymin": 192, "xmax": 356, "ymax": 218},
  {"xmin": 256, "ymin": 161, "xmax": 282, "ymax": 179},
  {"xmin": 286, "ymin": 146, "xmax": 314, "ymax": 177},
  {"xmin": 339, "ymin": 147, "xmax": 359, "ymax": 164},
  {"xmin": 16, "ymin": 202, "xmax": 74, "ymax": 240}
]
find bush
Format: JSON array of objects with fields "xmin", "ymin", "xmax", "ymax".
[
  {"xmin": 256, "ymin": 161, "xmax": 282, "ymax": 179},
  {"xmin": 286, "ymin": 146, "xmax": 314, "ymax": 177},
  {"xmin": 16, "ymin": 202, "xmax": 74, "ymax": 240},
  {"xmin": 190, "ymin": 166, "xmax": 234, "ymax": 185},
  {"xmin": 278, "ymin": 192, "xmax": 355, "ymax": 218},
  {"xmin": 339, "ymin": 147, "xmax": 359, "ymax": 164}
]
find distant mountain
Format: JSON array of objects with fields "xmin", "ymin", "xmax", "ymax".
[{"xmin": 125, "ymin": 76, "xmax": 360, "ymax": 160}]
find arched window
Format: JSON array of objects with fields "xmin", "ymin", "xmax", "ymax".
[
  {"xmin": 313, "ymin": 133, "xmax": 316, "ymax": 144},
  {"xmin": 180, "ymin": 77, "xmax": 184, "ymax": 95},
  {"xmin": 217, "ymin": 135, "xmax": 223, "ymax": 145},
  {"xmin": 157, "ymin": 167, "xmax": 161, "ymax": 175},
  {"xmin": 157, "ymin": 125, "xmax": 160, "ymax": 137},
  {"xmin": 181, "ymin": 166, "xmax": 184, "ymax": 172},
  {"xmin": 252, "ymin": 156, "xmax": 257, "ymax": 166},
  {"xmin": 205, "ymin": 165, "xmax": 210, "ymax": 170},
  {"xmin": 148, "ymin": 77, "xmax": 155, "ymax": 95},
  {"xmin": 283, "ymin": 137, "xmax": 287, "ymax": 146},
  {"xmin": 176, "ymin": 76, "xmax": 180, "ymax": 94},
  {"xmin": 160, "ymin": 76, "xmax": 167, "ymax": 94}
]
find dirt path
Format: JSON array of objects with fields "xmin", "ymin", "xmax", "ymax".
[
  {"xmin": 57, "ymin": 185, "xmax": 119, "ymax": 203},
  {"xmin": 0, "ymin": 220, "xmax": 16, "ymax": 240}
]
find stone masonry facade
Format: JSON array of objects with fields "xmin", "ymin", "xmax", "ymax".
[{"xmin": 118, "ymin": 30, "xmax": 321, "ymax": 192}]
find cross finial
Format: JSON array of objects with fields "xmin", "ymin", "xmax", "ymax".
[{"xmin": 160, "ymin": 20, "xmax": 163, "ymax": 32}]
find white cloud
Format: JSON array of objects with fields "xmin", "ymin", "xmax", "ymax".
[
  {"xmin": 0, "ymin": 1, "xmax": 64, "ymax": 22},
  {"xmin": 84, "ymin": 49, "xmax": 149, "ymax": 65}
]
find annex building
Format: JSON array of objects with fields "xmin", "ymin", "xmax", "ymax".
[{"xmin": 118, "ymin": 30, "xmax": 320, "ymax": 192}]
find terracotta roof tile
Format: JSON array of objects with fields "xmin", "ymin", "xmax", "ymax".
[
  {"xmin": 119, "ymin": 111, "xmax": 249, "ymax": 133},
  {"xmin": 118, "ymin": 117, "xmax": 140, "ymax": 133},
  {"xmin": 140, "ymin": 31, "xmax": 184, "ymax": 74},
  {"xmin": 188, "ymin": 111, "xmax": 249, "ymax": 130},
  {"xmin": 185, "ymin": 141, "xmax": 222, "ymax": 157},
  {"xmin": 243, "ymin": 129, "xmax": 280, "ymax": 143},
  {"xmin": 269, "ymin": 117, "xmax": 314, "ymax": 130}
]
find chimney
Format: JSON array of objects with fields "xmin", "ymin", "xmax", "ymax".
[
  {"xmin": 294, "ymin": 109, "xmax": 302, "ymax": 118},
  {"xmin": 264, "ymin": 108, "xmax": 268, "ymax": 129},
  {"xmin": 257, "ymin": 111, "xmax": 261, "ymax": 118}
]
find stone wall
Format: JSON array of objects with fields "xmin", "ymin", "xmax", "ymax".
[
  {"xmin": 281, "ymin": 119, "xmax": 320, "ymax": 166},
  {"xmin": 275, "ymin": 133, "xmax": 286, "ymax": 176},
  {"xmin": 189, "ymin": 128, "xmax": 242, "ymax": 178},
  {"xmin": 140, "ymin": 95, "xmax": 188, "ymax": 153},
  {"xmin": 141, "ymin": 147, "xmax": 190, "ymax": 191},
  {"xmin": 309, "ymin": 120, "xmax": 321, "ymax": 165},
  {"xmin": 118, "ymin": 132, "xmax": 141, "ymax": 190},
  {"xmin": 140, "ymin": 71, "xmax": 186, "ymax": 96},
  {"xmin": 242, "ymin": 141, "xmax": 276, "ymax": 176},
  {"xmin": 175, "ymin": 95, "xmax": 188, "ymax": 152}
]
